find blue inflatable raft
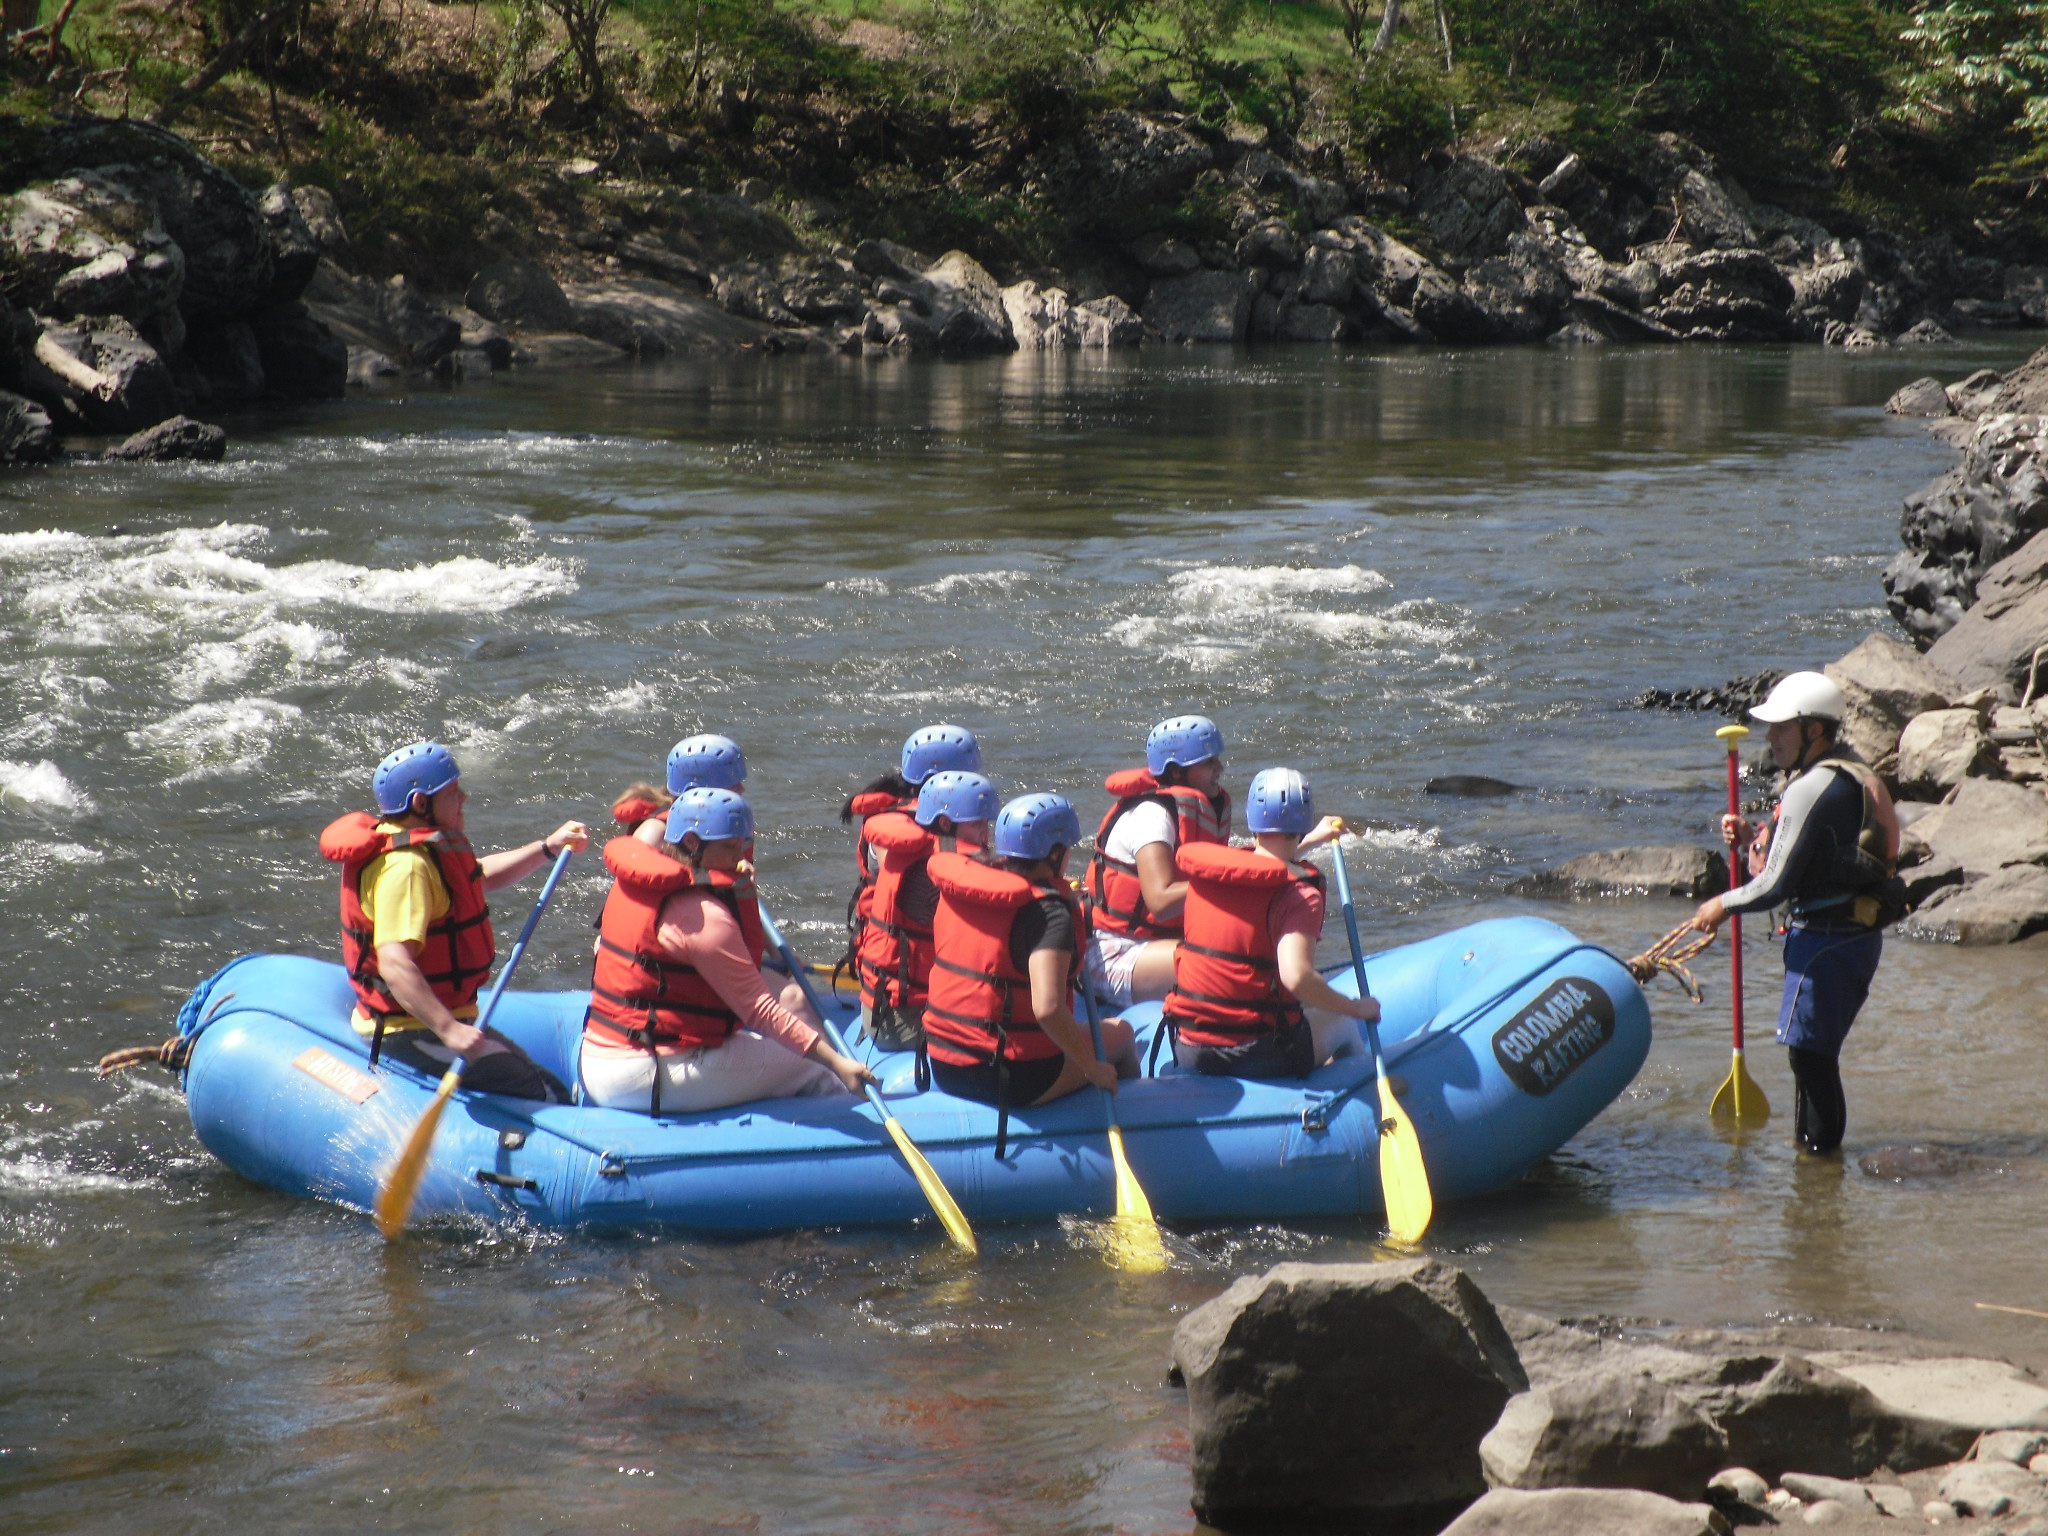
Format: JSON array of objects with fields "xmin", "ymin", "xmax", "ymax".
[{"xmin": 172, "ymin": 915, "xmax": 1649, "ymax": 1235}]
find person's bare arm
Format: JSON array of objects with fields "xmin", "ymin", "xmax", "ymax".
[
  {"xmin": 375, "ymin": 941, "xmax": 495, "ymax": 1058},
  {"xmin": 1134, "ymin": 840, "xmax": 1187, "ymax": 922},
  {"xmin": 1029, "ymin": 947, "xmax": 1117, "ymax": 1091},
  {"xmin": 480, "ymin": 820, "xmax": 591, "ymax": 890},
  {"xmin": 1275, "ymin": 932, "xmax": 1380, "ymax": 1022}
]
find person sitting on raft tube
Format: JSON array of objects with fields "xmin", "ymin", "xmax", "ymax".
[
  {"xmin": 1687, "ymin": 671, "xmax": 1900, "ymax": 1156},
  {"xmin": 580, "ymin": 788, "xmax": 877, "ymax": 1116},
  {"xmin": 319, "ymin": 741, "xmax": 590, "ymax": 1100},
  {"xmin": 854, "ymin": 770, "xmax": 1000, "ymax": 1058},
  {"xmin": 924, "ymin": 793, "xmax": 1139, "ymax": 1157},
  {"xmin": 841, "ymin": 724, "xmax": 983, "ymax": 1027},
  {"xmin": 1082, "ymin": 715, "xmax": 1343, "ymax": 1009},
  {"xmin": 626, "ymin": 733, "xmax": 748, "ymax": 847},
  {"xmin": 1161, "ymin": 768, "xmax": 1379, "ymax": 1079}
]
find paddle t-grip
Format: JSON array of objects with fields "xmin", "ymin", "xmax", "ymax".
[{"xmin": 1716, "ymin": 725, "xmax": 1749, "ymax": 1051}]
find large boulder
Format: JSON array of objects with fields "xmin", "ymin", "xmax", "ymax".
[
  {"xmin": 922, "ymin": 250, "xmax": 1015, "ymax": 355},
  {"xmin": 1924, "ymin": 527, "xmax": 2048, "ymax": 693},
  {"xmin": 27, "ymin": 315, "xmax": 177, "ymax": 432},
  {"xmin": 1462, "ymin": 236, "xmax": 1573, "ymax": 342},
  {"xmin": 465, "ymin": 257, "xmax": 576, "ymax": 331},
  {"xmin": 1413, "ymin": 155, "xmax": 1528, "ymax": 260},
  {"xmin": 1901, "ymin": 775, "xmax": 2048, "ymax": 874},
  {"xmin": 0, "ymin": 388, "xmax": 56, "ymax": 464},
  {"xmin": 1808, "ymin": 1352, "xmax": 2048, "ymax": 1443},
  {"xmin": 1896, "ymin": 707, "xmax": 2000, "ymax": 798},
  {"xmin": 1824, "ymin": 631, "xmax": 1962, "ymax": 774},
  {"xmin": 1885, "ymin": 377, "xmax": 1953, "ymax": 417},
  {"xmin": 105, "ymin": 413, "xmax": 225, "ymax": 462},
  {"xmin": 1886, "ymin": 415, "xmax": 2048, "ymax": 647},
  {"xmin": 1901, "ymin": 864, "xmax": 2048, "ymax": 943},
  {"xmin": 1650, "ymin": 250, "xmax": 1795, "ymax": 340},
  {"xmin": 1439, "ymin": 1487, "xmax": 1728, "ymax": 1536},
  {"xmin": 567, "ymin": 274, "xmax": 783, "ymax": 356},
  {"xmin": 257, "ymin": 182, "xmax": 320, "ymax": 307},
  {"xmin": 1511, "ymin": 846, "xmax": 1727, "ymax": 899},
  {"xmin": 1055, "ymin": 110, "xmax": 1213, "ymax": 216},
  {"xmin": 1002, "ymin": 280, "xmax": 1070, "ymax": 349},
  {"xmin": 1073, "ymin": 294, "xmax": 1143, "ymax": 348},
  {"xmin": 1481, "ymin": 1370, "xmax": 1729, "ymax": 1498},
  {"xmin": 376, "ymin": 276, "xmax": 460, "ymax": 368},
  {"xmin": 1145, "ymin": 268, "xmax": 1253, "ymax": 344},
  {"xmin": 1988, "ymin": 343, "xmax": 2048, "ymax": 415},
  {"xmin": 289, "ymin": 185, "xmax": 349, "ymax": 260},
  {"xmin": 1673, "ymin": 168, "xmax": 1755, "ymax": 250},
  {"xmin": 0, "ymin": 169, "xmax": 185, "ymax": 323},
  {"xmin": 1172, "ymin": 1260, "xmax": 1528, "ymax": 1532},
  {"xmin": 251, "ymin": 303, "xmax": 346, "ymax": 398}
]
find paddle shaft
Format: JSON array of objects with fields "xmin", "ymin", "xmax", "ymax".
[
  {"xmin": 447, "ymin": 846, "xmax": 578, "ymax": 1088},
  {"xmin": 757, "ymin": 908, "xmax": 902, "ymax": 1128},
  {"xmin": 1725, "ymin": 744, "xmax": 1744, "ymax": 1053},
  {"xmin": 1078, "ymin": 981, "xmax": 1118, "ymax": 1119},
  {"xmin": 1328, "ymin": 841, "xmax": 1381, "ymax": 1064}
]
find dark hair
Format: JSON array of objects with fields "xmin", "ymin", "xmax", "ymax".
[
  {"xmin": 839, "ymin": 769, "xmax": 917, "ymax": 826},
  {"xmin": 1157, "ymin": 762, "xmax": 1189, "ymax": 787}
]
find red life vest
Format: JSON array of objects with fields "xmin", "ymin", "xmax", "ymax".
[
  {"xmin": 856, "ymin": 810, "xmax": 954, "ymax": 1015},
  {"xmin": 1163, "ymin": 843, "xmax": 1324, "ymax": 1049},
  {"xmin": 845, "ymin": 787, "xmax": 913, "ymax": 966},
  {"xmin": 1082, "ymin": 768, "xmax": 1232, "ymax": 942},
  {"xmin": 320, "ymin": 812, "xmax": 495, "ymax": 1027},
  {"xmin": 924, "ymin": 852, "xmax": 1080, "ymax": 1070},
  {"xmin": 583, "ymin": 837, "xmax": 766, "ymax": 1051},
  {"xmin": 611, "ymin": 792, "xmax": 667, "ymax": 835}
]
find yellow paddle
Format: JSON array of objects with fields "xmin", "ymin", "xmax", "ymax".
[
  {"xmin": 1079, "ymin": 983, "xmax": 1167, "ymax": 1272},
  {"xmin": 1710, "ymin": 724, "xmax": 1770, "ymax": 1128},
  {"xmin": 1330, "ymin": 839, "xmax": 1433, "ymax": 1243},
  {"xmin": 759, "ymin": 905, "xmax": 978, "ymax": 1255},
  {"xmin": 375, "ymin": 846, "xmax": 576, "ymax": 1240}
]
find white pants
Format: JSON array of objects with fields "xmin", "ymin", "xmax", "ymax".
[
  {"xmin": 1082, "ymin": 931, "xmax": 1143, "ymax": 1008},
  {"xmin": 580, "ymin": 1030, "xmax": 845, "ymax": 1115}
]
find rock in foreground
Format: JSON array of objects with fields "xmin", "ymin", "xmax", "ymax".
[
  {"xmin": 105, "ymin": 414, "xmax": 225, "ymax": 462},
  {"xmin": 1511, "ymin": 846, "xmax": 1727, "ymax": 900},
  {"xmin": 1439, "ymin": 1486, "xmax": 1729, "ymax": 1535}
]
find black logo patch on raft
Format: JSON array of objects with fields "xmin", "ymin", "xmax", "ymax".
[{"xmin": 1492, "ymin": 978, "xmax": 1615, "ymax": 1097}]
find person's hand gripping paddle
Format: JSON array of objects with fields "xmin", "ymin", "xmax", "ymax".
[
  {"xmin": 376, "ymin": 845, "xmax": 576, "ymax": 1240},
  {"xmin": 1710, "ymin": 724, "xmax": 1770, "ymax": 1128},
  {"xmin": 1330, "ymin": 843, "xmax": 1432, "ymax": 1243},
  {"xmin": 1079, "ymin": 984, "xmax": 1166, "ymax": 1273},
  {"xmin": 758, "ymin": 905, "xmax": 977, "ymax": 1256}
]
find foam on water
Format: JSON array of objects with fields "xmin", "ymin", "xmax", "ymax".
[
  {"xmin": 0, "ymin": 1154, "xmax": 142, "ymax": 1195},
  {"xmin": 916, "ymin": 570, "xmax": 1033, "ymax": 598},
  {"xmin": 174, "ymin": 620, "xmax": 346, "ymax": 700},
  {"xmin": 0, "ymin": 758, "xmax": 94, "ymax": 813},
  {"xmin": 824, "ymin": 577, "xmax": 890, "ymax": 596},
  {"xmin": 127, "ymin": 697, "xmax": 304, "ymax": 781}
]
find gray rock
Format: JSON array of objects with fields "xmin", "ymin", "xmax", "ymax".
[
  {"xmin": 615, "ymin": 236, "xmax": 709, "ymax": 288},
  {"xmin": 922, "ymin": 250, "xmax": 1015, "ymax": 355},
  {"xmin": 377, "ymin": 276, "xmax": 460, "ymax": 368},
  {"xmin": 1779, "ymin": 1472, "xmax": 1873, "ymax": 1507},
  {"xmin": 0, "ymin": 388, "xmax": 56, "ymax": 464},
  {"xmin": 1071, "ymin": 294, "xmax": 1142, "ymax": 349},
  {"xmin": 1000, "ymin": 280, "xmax": 1071, "ymax": 350},
  {"xmin": 1481, "ymin": 1370, "xmax": 1729, "ymax": 1498},
  {"xmin": 1237, "ymin": 221, "xmax": 1301, "ymax": 270},
  {"xmin": 1298, "ymin": 245, "xmax": 1356, "ymax": 306},
  {"xmin": 29, "ymin": 315, "xmax": 177, "ymax": 432},
  {"xmin": 1439, "ymin": 1487, "xmax": 1730, "ymax": 1536},
  {"xmin": 712, "ymin": 261, "xmax": 796, "ymax": 328},
  {"xmin": 1279, "ymin": 302, "xmax": 1346, "ymax": 343},
  {"xmin": 1413, "ymin": 155, "xmax": 1528, "ymax": 260},
  {"xmin": 1061, "ymin": 110, "xmax": 1213, "ymax": 211},
  {"xmin": 1902, "ymin": 863, "xmax": 2048, "ymax": 943},
  {"xmin": 1898, "ymin": 318, "xmax": 1955, "ymax": 345},
  {"xmin": 1463, "ymin": 238, "xmax": 1573, "ymax": 342},
  {"xmin": 1869, "ymin": 1483, "xmax": 1918, "ymax": 1517},
  {"xmin": 1800, "ymin": 1498, "xmax": 1849, "ymax": 1524},
  {"xmin": 778, "ymin": 257, "xmax": 864, "ymax": 322},
  {"xmin": 1897, "ymin": 707, "xmax": 2001, "ymax": 797},
  {"xmin": 1988, "ymin": 343, "xmax": 2048, "ymax": 414},
  {"xmin": 1885, "ymin": 377, "xmax": 1953, "ymax": 417},
  {"xmin": 289, "ymin": 185, "xmax": 349, "ymax": 258},
  {"xmin": 345, "ymin": 346, "xmax": 400, "ymax": 387},
  {"xmin": 1825, "ymin": 631, "xmax": 1963, "ymax": 773},
  {"xmin": 1977, "ymin": 1429, "xmax": 2048, "ymax": 1463},
  {"xmin": 1904, "ymin": 775, "xmax": 2048, "ymax": 873},
  {"xmin": 1948, "ymin": 367, "xmax": 2007, "ymax": 417},
  {"xmin": 864, "ymin": 303, "xmax": 936, "ymax": 353},
  {"xmin": 1651, "ymin": 250, "xmax": 1796, "ymax": 340},
  {"xmin": 1706, "ymin": 1467, "xmax": 1768, "ymax": 1504},
  {"xmin": 1173, "ymin": 1259, "xmax": 1528, "ymax": 1532},
  {"xmin": 1512, "ymin": 846, "xmax": 1727, "ymax": 899},
  {"xmin": 466, "ymin": 257, "xmax": 575, "ymax": 331},
  {"xmin": 1790, "ymin": 261, "xmax": 1866, "ymax": 331},
  {"xmin": 1674, "ymin": 169, "xmax": 1756, "ymax": 250},
  {"xmin": 105, "ymin": 414, "xmax": 225, "ymax": 462},
  {"xmin": 257, "ymin": 182, "xmax": 320, "ymax": 306},
  {"xmin": 1887, "ymin": 415, "xmax": 2048, "ymax": 645},
  {"xmin": 570, "ymin": 274, "xmax": 784, "ymax": 355},
  {"xmin": 0, "ymin": 169, "xmax": 186, "ymax": 322},
  {"xmin": 1900, "ymin": 851, "xmax": 1965, "ymax": 908},
  {"xmin": 1925, "ymin": 527, "xmax": 2048, "ymax": 693},
  {"xmin": 251, "ymin": 302, "xmax": 346, "ymax": 398},
  {"xmin": 849, "ymin": 237, "xmax": 927, "ymax": 284},
  {"xmin": 1938, "ymin": 1458, "xmax": 2046, "ymax": 1518},
  {"xmin": 506, "ymin": 331, "xmax": 629, "ymax": 369},
  {"xmin": 185, "ymin": 319, "xmax": 265, "ymax": 401},
  {"xmin": 1546, "ymin": 318, "xmax": 1610, "ymax": 346},
  {"xmin": 1126, "ymin": 232, "xmax": 1201, "ymax": 276},
  {"xmin": 1145, "ymin": 268, "xmax": 1253, "ymax": 344},
  {"xmin": 1812, "ymin": 1352, "xmax": 2048, "ymax": 1442}
]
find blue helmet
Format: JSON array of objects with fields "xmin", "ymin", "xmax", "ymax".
[
  {"xmin": 373, "ymin": 741, "xmax": 461, "ymax": 815},
  {"xmin": 1146, "ymin": 714, "xmax": 1224, "ymax": 775},
  {"xmin": 916, "ymin": 771, "xmax": 1000, "ymax": 829},
  {"xmin": 1246, "ymin": 767, "xmax": 1316, "ymax": 835},
  {"xmin": 900, "ymin": 723, "xmax": 982, "ymax": 785},
  {"xmin": 664, "ymin": 787, "xmax": 754, "ymax": 845},
  {"xmin": 667, "ymin": 733, "xmax": 746, "ymax": 794},
  {"xmin": 993, "ymin": 792, "xmax": 1081, "ymax": 861}
]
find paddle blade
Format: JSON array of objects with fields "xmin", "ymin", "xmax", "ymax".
[
  {"xmin": 883, "ymin": 1114, "xmax": 977, "ymax": 1256},
  {"xmin": 1376, "ymin": 1072, "xmax": 1434, "ymax": 1245},
  {"xmin": 1104, "ymin": 1124, "xmax": 1167, "ymax": 1273},
  {"xmin": 1709, "ymin": 1049, "xmax": 1771, "ymax": 1127},
  {"xmin": 374, "ymin": 1067, "xmax": 459, "ymax": 1240}
]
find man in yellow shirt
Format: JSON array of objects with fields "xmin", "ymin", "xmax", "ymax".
[{"xmin": 323, "ymin": 741, "xmax": 589, "ymax": 1100}]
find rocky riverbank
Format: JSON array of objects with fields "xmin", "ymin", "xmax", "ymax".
[
  {"xmin": 7, "ymin": 108, "xmax": 2048, "ymax": 464},
  {"xmin": 1173, "ymin": 1259, "xmax": 2048, "ymax": 1534}
]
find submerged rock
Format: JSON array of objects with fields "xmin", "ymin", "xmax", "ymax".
[{"xmin": 105, "ymin": 413, "xmax": 225, "ymax": 462}]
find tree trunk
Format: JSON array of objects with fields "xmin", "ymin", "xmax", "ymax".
[{"xmin": 1369, "ymin": 0, "xmax": 1401, "ymax": 55}]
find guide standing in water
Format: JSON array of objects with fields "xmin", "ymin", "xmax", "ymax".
[{"xmin": 1687, "ymin": 673, "xmax": 1900, "ymax": 1154}]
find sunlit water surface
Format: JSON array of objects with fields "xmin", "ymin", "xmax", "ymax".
[{"xmin": 4, "ymin": 341, "xmax": 2045, "ymax": 1534}]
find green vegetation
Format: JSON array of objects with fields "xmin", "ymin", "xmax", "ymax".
[{"xmin": 3, "ymin": 0, "xmax": 2045, "ymax": 271}]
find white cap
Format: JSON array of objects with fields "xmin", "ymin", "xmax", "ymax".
[{"xmin": 1749, "ymin": 671, "xmax": 1845, "ymax": 724}]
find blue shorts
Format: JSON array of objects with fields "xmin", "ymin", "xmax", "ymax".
[{"xmin": 1776, "ymin": 926, "xmax": 1882, "ymax": 1057}]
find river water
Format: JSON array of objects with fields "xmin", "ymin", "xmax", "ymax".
[{"xmin": 5, "ymin": 341, "xmax": 2047, "ymax": 1534}]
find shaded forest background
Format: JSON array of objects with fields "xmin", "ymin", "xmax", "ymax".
[{"xmin": 2, "ymin": 0, "xmax": 2043, "ymax": 285}]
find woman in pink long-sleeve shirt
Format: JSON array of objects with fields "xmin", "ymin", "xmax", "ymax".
[{"xmin": 581, "ymin": 790, "xmax": 876, "ymax": 1114}]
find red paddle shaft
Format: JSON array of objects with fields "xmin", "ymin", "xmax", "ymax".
[{"xmin": 1725, "ymin": 746, "xmax": 1744, "ymax": 1052}]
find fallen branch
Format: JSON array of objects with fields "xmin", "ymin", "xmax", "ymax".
[
  {"xmin": 149, "ymin": 1, "xmax": 291, "ymax": 126},
  {"xmin": 38, "ymin": 0, "xmax": 80, "ymax": 80}
]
